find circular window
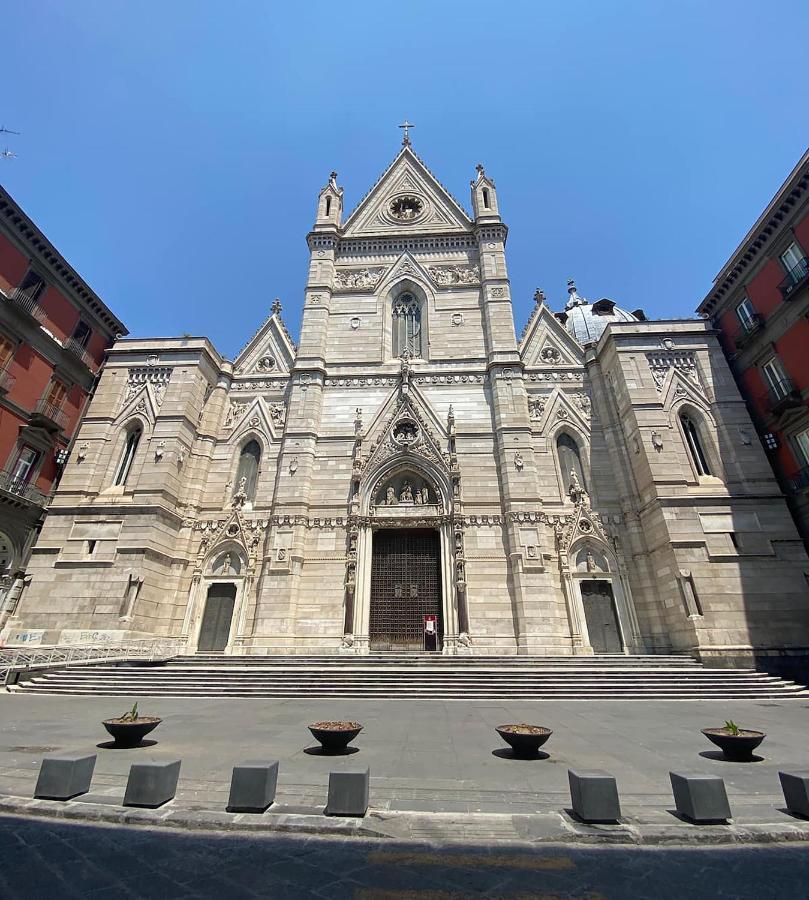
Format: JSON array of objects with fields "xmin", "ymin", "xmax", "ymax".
[{"xmin": 389, "ymin": 195, "xmax": 424, "ymax": 222}]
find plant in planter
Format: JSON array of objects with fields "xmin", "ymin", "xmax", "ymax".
[
  {"xmin": 102, "ymin": 702, "xmax": 162, "ymax": 748},
  {"xmin": 308, "ymin": 721, "xmax": 362, "ymax": 753},
  {"xmin": 701, "ymin": 719, "xmax": 766, "ymax": 761},
  {"xmin": 495, "ymin": 723, "xmax": 553, "ymax": 759}
]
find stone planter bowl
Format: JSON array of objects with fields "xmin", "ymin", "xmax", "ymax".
[
  {"xmin": 102, "ymin": 717, "xmax": 162, "ymax": 748},
  {"xmin": 308, "ymin": 721, "xmax": 362, "ymax": 753},
  {"xmin": 496, "ymin": 724, "xmax": 553, "ymax": 758},
  {"xmin": 701, "ymin": 727, "xmax": 766, "ymax": 761}
]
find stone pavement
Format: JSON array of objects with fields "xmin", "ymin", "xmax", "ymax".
[
  {"xmin": 2, "ymin": 813, "xmax": 809, "ymax": 899},
  {"xmin": 1, "ymin": 693, "xmax": 809, "ymax": 844}
]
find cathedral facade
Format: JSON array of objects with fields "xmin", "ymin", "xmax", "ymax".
[{"xmin": 5, "ymin": 143, "xmax": 809, "ymax": 670}]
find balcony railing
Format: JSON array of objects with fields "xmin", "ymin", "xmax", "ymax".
[
  {"xmin": 0, "ymin": 469, "xmax": 47, "ymax": 507},
  {"xmin": 791, "ymin": 465, "xmax": 809, "ymax": 493},
  {"xmin": 32, "ymin": 397, "xmax": 69, "ymax": 430},
  {"xmin": 762, "ymin": 376, "xmax": 805, "ymax": 418},
  {"xmin": 7, "ymin": 287, "xmax": 47, "ymax": 323},
  {"xmin": 733, "ymin": 313, "xmax": 765, "ymax": 350},
  {"xmin": 0, "ymin": 368, "xmax": 15, "ymax": 394},
  {"xmin": 64, "ymin": 336, "xmax": 95, "ymax": 369},
  {"xmin": 779, "ymin": 257, "xmax": 809, "ymax": 299}
]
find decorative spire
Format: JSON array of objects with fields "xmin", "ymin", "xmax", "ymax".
[
  {"xmin": 398, "ymin": 120, "xmax": 415, "ymax": 146},
  {"xmin": 565, "ymin": 279, "xmax": 587, "ymax": 310},
  {"xmin": 271, "ymin": 298, "xmax": 282, "ymax": 315},
  {"xmin": 476, "ymin": 163, "xmax": 485, "ymax": 178},
  {"xmin": 328, "ymin": 171, "xmax": 338, "ymax": 189},
  {"xmin": 534, "ymin": 288, "xmax": 546, "ymax": 305}
]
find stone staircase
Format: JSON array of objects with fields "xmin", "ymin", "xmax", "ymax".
[{"xmin": 11, "ymin": 653, "xmax": 809, "ymax": 700}]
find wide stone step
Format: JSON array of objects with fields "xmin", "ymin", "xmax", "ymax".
[{"xmin": 12, "ymin": 652, "xmax": 806, "ymax": 700}]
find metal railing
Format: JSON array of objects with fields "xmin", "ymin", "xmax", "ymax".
[
  {"xmin": 33, "ymin": 397, "xmax": 69, "ymax": 430},
  {"xmin": 779, "ymin": 257, "xmax": 809, "ymax": 299},
  {"xmin": 64, "ymin": 336, "xmax": 95, "ymax": 370},
  {"xmin": 791, "ymin": 465, "xmax": 809, "ymax": 493},
  {"xmin": 8, "ymin": 287, "xmax": 47, "ymax": 323},
  {"xmin": 0, "ymin": 368, "xmax": 15, "ymax": 393},
  {"xmin": 761, "ymin": 375, "xmax": 804, "ymax": 416},
  {"xmin": 0, "ymin": 468, "xmax": 47, "ymax": 506},
  {"xmin": 733, "ymin": 313, "xmax": 765, "ymax": 349},
  {"xmin": 1, "ymin": 637, "xmax": 188, "ymax": 686}
]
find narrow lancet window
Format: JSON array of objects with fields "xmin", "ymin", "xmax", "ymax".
[
  {"xmin": 681, "ymin": 413, "xmax": 712, "ymax": 476},
  {"xmin": 114, "ymin": 427, "xmax": 142, "ymax": 486},
  {"xmin": 236, "ymin": 440, "xmax": 261, "ymax": 500},
  {"xmin": 392, "ymin": 292, "xmax": 422, "ymax": 358}
]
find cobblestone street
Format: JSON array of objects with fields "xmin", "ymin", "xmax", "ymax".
[{"xmin": 1, "ymin": 813, "xmax": 808, "ymax": 899}]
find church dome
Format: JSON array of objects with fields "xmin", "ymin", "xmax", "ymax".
[{"xmin": 560, "ymin": 279, "xmax": 640, "ymax": 345}]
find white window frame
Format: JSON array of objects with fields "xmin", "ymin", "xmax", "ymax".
[
  {"xmin": 795, "ymin": 428, "xmax": 809, "ymax": 467},
  {"xmin": 10, "ymin": 446, "xmax": 39, "ymax": 484},
  {"xmin": 780, "ymin": 241, "xmax": 803, "ymax": 273},
  {"xmin": 762, "ymin": 357, "xmax": 789, "ymax": 399},
  {"xmin": 735, "ymin": 296, "xmax": 757, "ymax": 330}
]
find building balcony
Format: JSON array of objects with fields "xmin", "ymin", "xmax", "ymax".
[
  {"xmin": 791, "ymin": 465, "xmax": 809, "ymax": 493},
  {"xmin": 64, "ymin": 336, "xmax": 95, "ymax": 370},
  {"xmin": 7, "ymin": 287, "xmax": 47, "ymax": 324},
  {"xmin": 0, "ymin": 469, "xmax": 47, "ymax": 507},
  {"xmin": 762, "ymin": 376, "xmax": 805, "ymax": 419},
  {"xmin": 779, "ymin": 257, "xmax": 809, "ymax": 299},
  {"xmin": 31, "ymin": 398, "xmax": 69, "ymax": 431},
  {"xmin": 733, "ymin": 313, "xmax": 765, "ymax": 350},
  {"xmin": 0, "ymin": 368, "xmax": 15, "ymax": 395}
]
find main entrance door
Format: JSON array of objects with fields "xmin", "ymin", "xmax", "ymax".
[
  {"xmin": 198, "ymin": 583, "xmax": 237, "ymax": 652},
  {"xmin": 369, "ymin": 529, "xmax": 442, "ymax": 651},
  {"xmin": 581, "ymin": 580, "xmax": 623, "ymax": 653}
]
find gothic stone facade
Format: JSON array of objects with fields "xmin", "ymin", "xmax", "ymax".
[{"xmin": 5, "ymin": 146, "xmax": 809, "ymax": 668}]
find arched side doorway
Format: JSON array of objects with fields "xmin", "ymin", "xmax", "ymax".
[{"xmin": 198, "ymin": 583, "xmax": 237, "ymax": 652}]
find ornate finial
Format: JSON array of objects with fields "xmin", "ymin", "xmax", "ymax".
[
  {"xmin": 329, "ymin": 171, "xmax": 338, "ymax": 186},
  {"xmin": 534, "ymin": 288, "xmax": 546, "ymax": 305},
  {"xmin": 447, "ymin": 404, "xmax": 455, "ymax": 424},
  {"xmin": 398, "ymin": 120, "xmax": 415, "ymax": 146},
  {"xmin": 475, "ymin": 163, "xmax": 485, "ymax": 177},
  {"xmin": 271, "ymin": 298, "xmax": 282, "ymax": 315},
  {"xmin": 565, "ymin": 279, "xmax": 586, "ymax": 310}
]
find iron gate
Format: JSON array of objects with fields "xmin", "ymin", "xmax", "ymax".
[{"xmin": 369, "ymin": 529, "xmax": 442, "ymax": 651}]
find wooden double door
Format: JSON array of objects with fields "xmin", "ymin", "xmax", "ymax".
[
  {"xmin": 369, "ymin": 529, "xmax": 442, "ymax": 651},
  {"xmin": 581, "ymin": 580, "xmax": 623, "ymax": 653}
]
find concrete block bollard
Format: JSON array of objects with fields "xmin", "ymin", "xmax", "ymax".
[
  {"xmin": 568, "ymin": 769, "xmax": 621, "ymax": 823},
  {"xmin": 34, "ymin": 753, "xmax": 96, "ymax": 801},
  {"xmin": 670, "ymin": 772, "xmax": 731, "ymax": 823},
  {"xmin": 778, "ymin": 771, "xmax": 809, "ymax": 819},
  {"xmin": 227, "ymin": 761, "xmax": 279, "ymax": 813},
  {"xmin": 326, "ymin": 767, "xmax": 369, "ymax": 817},
  {"xmin": 123, "ymin": 760, "xmax": 181, "ymax": 809}
]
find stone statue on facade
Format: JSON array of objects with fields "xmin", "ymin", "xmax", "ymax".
[
  {"xmin": 385, "ymin": 486, "xmax": 397, "ymax": 506},
  {"xmin": 400, "ymin": 481, "xmax": 413, "ymax": 503}
]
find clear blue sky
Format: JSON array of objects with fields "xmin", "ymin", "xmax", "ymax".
[{"xmin": 2, "ymin": 1, "xmax": 807, "ymax": 357}]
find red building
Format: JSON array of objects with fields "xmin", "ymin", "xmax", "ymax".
[
  {"xmin": 698, "ymin": 149, "xmax": 809, "ymax": 547},
  {"xmin": 0, "ymin": 184, "xmax": 126, "ymax": 628}
]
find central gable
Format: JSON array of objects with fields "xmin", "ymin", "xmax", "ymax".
[{"xmin": 342, "ymin": 146, "xmax": 473, "ymax": 238}]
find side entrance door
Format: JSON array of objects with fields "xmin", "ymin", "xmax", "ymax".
[
  {"xmin": 581, "ymin": 581, "xmax": 623, "ymax": 653},
  {"xmin": 198, "ymin": 583, "xmax": 237, "ymax": 652}
]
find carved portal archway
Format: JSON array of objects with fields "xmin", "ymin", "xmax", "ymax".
[{"xmin": 342, "ymin": 391, "xmax": 467, "ymax": 654}]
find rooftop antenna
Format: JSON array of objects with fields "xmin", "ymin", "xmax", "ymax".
[
  {"xmin": 1, "ymin": 149, "xmax": 17, "ymax": 160},
  {"xmin": 0, "ymin": 127, "xmax": 20, "ymax": 135}
]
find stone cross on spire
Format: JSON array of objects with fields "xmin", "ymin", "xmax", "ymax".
[{"xmin": 398, "ymin": 120, "xmax": 415, "ymax": 146}]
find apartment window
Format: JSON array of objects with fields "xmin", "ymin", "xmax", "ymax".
[
  {"xmin": 17, "ymin": 269, "xmax": 46, "ymax": 301},
  {"xmin": 71, "ymin": 320, "xmax": 92, "ymax": 348},
  {"xmin": 781, "ymin": 241, "xmax": 804, "ymax": 273},
  {"xmin": 10, "ymin": 446, "xmax": 40, "ymax": 485},
  {"xmin": 762, "ymin": 357, "xmax": 790, "ymax": 399},
  {"xmin": 735, "ymin": 296, "xmax": 757, "ymax": 331},
  {"xmin": 0, "ymin": 335, "xmax": 15, "ymax": 370},
  {"xmin": 795, "ymin": 428, "xmax": 809, "ymax": 467},
  {"xmin": 114, "ymin": 427, "xmax": 142, "ymax": 486}
]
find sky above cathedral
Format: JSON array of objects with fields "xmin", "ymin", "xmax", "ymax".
[{"xmin": 2, "ymin": 1, "xmax": 807, "ymax": 356}]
